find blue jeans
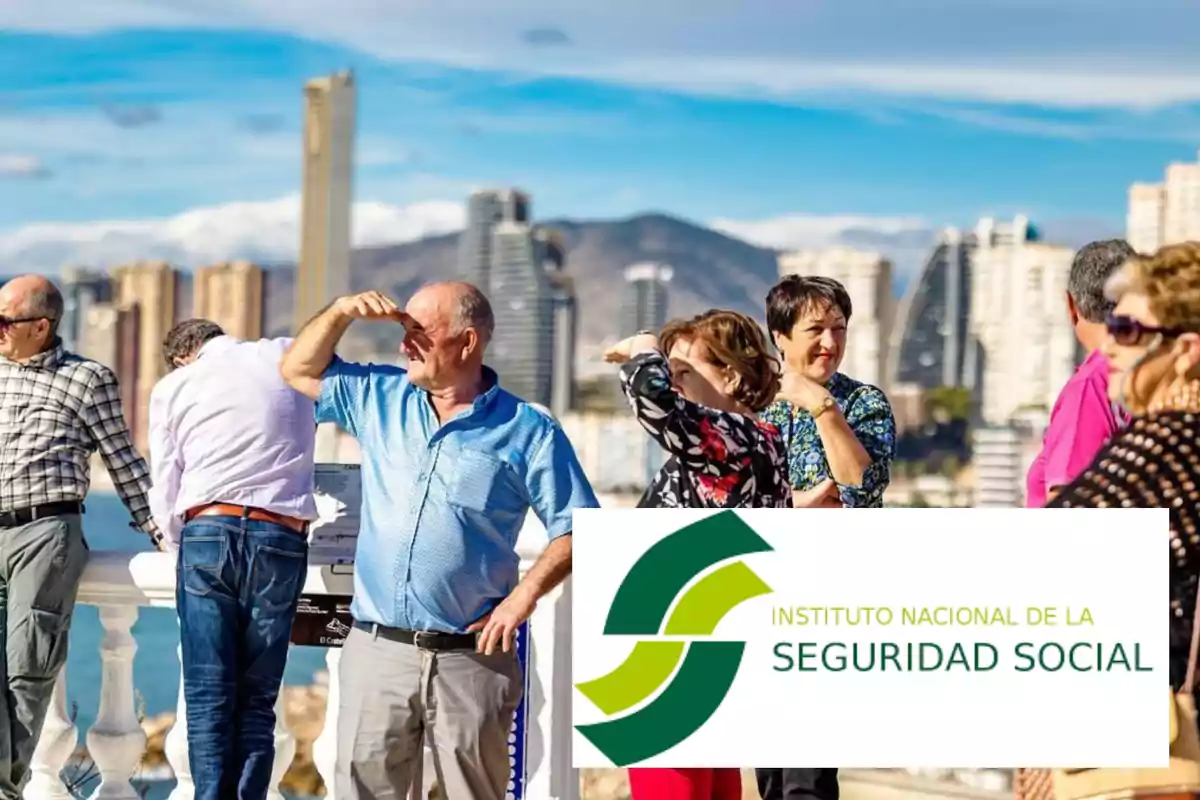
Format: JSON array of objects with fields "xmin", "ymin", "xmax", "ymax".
[{"xmin": 176, "ymin": 516, "xmax": 308, "ymax": 800}]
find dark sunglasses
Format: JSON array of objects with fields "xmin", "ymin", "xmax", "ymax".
[
  {"xmin": 0, "ymin": 315, "xmax": 46, "ymax": 332},
  {"xmin": 1105, "ymin": 314, "xmax": 1188, "ymax": 346}
]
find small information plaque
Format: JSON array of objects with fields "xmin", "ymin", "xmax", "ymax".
[{"xmin": 290, "ymin": 594, "xmax": 354, "ymax": 647}]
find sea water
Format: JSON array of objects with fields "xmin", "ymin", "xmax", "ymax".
[{"xmin": 68, "ymin": 493, "xmax": 327, "ymax": 797}]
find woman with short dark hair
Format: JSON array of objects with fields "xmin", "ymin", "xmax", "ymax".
[
  {"xmin": 761, "ymin": 274, "xmax": 896, "ymax": 510},
  {"xmin": 756, "ymin": 274, "xmax": 897, "ymax": 800}
]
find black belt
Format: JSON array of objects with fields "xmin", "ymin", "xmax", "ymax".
[
  {"xmin": 0, "ymin": 501, "xmax": 83, "ymax": 529},
  {"xmin": 352, "ymin": 620, "xmax": 477, "ymax": 651}
]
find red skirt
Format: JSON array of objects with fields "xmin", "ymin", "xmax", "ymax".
[{"xmin": 628, "ymin": 767, "xmax": 743, "ymax": 799}]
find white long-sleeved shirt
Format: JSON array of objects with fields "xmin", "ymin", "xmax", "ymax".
[{"xmin": 148, "ymin": 335, "xmax": 318, "ymax": 545}]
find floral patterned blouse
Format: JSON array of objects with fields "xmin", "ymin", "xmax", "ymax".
[
  {"xmin": 759, "ymin": 372, "xmax": 896, "ymax": 508},
  {"xmin": 619, "ymin": 351, "xmax": 791, "ymax": 508}
]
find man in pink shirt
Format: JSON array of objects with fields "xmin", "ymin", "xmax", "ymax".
[{"xmin": 1026, "ymin": 239, "xmax": 1136, "ymax": 507}]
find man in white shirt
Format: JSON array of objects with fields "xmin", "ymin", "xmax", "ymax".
[{"xmin": 148, "ymin": 319, "xmax": 318, "ymax": 800}]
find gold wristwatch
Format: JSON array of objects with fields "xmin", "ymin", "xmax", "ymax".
[{"xmin": 810, "ymin": 396, "xmax": 835, "ymax": 419}]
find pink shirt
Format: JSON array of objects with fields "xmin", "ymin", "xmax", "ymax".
[{"xmin": 1025, "ymin": 349, "xmax": 1125, "ymax": 507}]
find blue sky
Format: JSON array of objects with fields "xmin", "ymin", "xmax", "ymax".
[{"xmin": 1, "ymin": 0, "xmax": 1199, "ymax": 269}]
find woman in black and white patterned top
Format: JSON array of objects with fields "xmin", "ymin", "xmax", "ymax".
[
  {"xmin": 604, "ymin": 309, "xmax": 790, "ymax": 800},
  {"xmin": 608, "ymin": 309, "xmax": 791, "ymax": 511}
]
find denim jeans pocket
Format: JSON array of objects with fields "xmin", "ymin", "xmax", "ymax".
[
  {"xmin": 180, "ymin": 530, "xmax": 231, "ymax": 598},
  {"xmin": 249, "ymin": 543, "xmax": 307, "ymax": 614}
]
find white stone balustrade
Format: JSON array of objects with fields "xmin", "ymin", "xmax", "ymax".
[{"xmin": 26, "ymin": 530, "xmax": 578, "ymax": 800}]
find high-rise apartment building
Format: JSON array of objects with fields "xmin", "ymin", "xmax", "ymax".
[
  {"xmin": 77, "ymin": 303, "xmax": 140, "ymax": 432},
  {"xmin": 111, "ymin": 261, "xmax": 177, "ymax": 452},
  {"xmin": 1127, "ymin": 183, "xmax": 1166, "ymax": 255},
  {"xmin": 969, "ymin": 217, "xmax": 1076, "ymax": 425},
  {"xmin": 458, "ymin": 189, "xmax": 530, "ymax": 291},
  {"xmin": 621, "ymin": 263, "xmax": 673, "ymax": 337},
  {"xmin": 971, "ymin": 425, "xmax": 1023, "ymax": 507},
  {"xmin": 77, "ymin": 304, "xmax": 119, "ymax": 370},
  {"xmin": 1126, "ymin": 148, "xmax": 1200, "ymax": 254},
  {"xmin": 891, "ymin": 214, "xmax": 1085, "ymax": 430},
  {"xmin": 618, "ymin": 262, "xmax": 672, "ymax": 479},
  {"xmin": 537, "ymin": 229, "xmax": 577, "ymax": 417},
  {"xmin": 455, "ymin": 190, "xmax": 577, "ymax": 411},
  {"xmin": 488, "ymin": 221, "xmax": 556, "ymax": 406},
  {"xmin": 194, "ymin": 261, "xmax": 264, "ymax": 340},
  {"xmin": 888, "ymin": 228, "xmax": 982, "ymax": 393},
  {"xmin": 59, "ymin": 268, "xmax": 112, "ymax": 354},
  {"xmin": 971, "ymin": 423, "xmax": 1045, "ymax": 507},
  {"xmin": 295, "ymin": 70, "xmax": 356, "ymax": 333},
  {"xmin": 1164, "ymin": 157, "xmax": 1200, "ymax": 245},
  {"xmin": 778, "ymin": 248, "xmax": 894, "ymax": 389},
  {"xmin": 549, "ymin": 273, "xmax": 578, "ymax": 418}
]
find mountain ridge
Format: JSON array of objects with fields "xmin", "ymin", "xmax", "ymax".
[{"xmin": 263, "ymin": 211, "xmax": 801, "ymax": 350}]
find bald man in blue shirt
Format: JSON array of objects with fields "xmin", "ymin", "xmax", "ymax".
[{"xmin": 281, "ymin": 282, "xmax": 597, "ymax": 800}]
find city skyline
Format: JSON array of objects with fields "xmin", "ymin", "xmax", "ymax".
[{"xmin": 3, "ymin": 2, "xmax": 1200, "ymax": 277}]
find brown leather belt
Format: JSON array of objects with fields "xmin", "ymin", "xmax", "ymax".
[{"xmin": 184, "ymin": 503, "xmax": 308, "ymax": 535}]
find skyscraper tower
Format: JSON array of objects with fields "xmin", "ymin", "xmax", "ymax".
[
  {"xmin": 1126, "ymin": 148, "xmax": 1200, "ymax": 254},
  {"xmin": 537, "ymin": 228, "xmax": 577, "ymax": 417},
  {"xmin": 458, "ymin": 189, "xmax": 530, "ymax": 291},
  {"xmin": 621, "ymin": 262, "xmax": 673, "ymax": 336},
  {"xmin": 59, "ymin": 267, "xmax": 112, "ymax": 353},
  {"xmin": 194, "ymin": 261, "xmax": 264, "ymax": 340},
  {"xmin": 76, "ymin": 302, "xmax": 140, "ymax": 433},
  {"xmin": 295, "ymin": 70, "xmax": 356, "ymax": 333},
  {"xmin": 489, "ymin": 221, "xmax": 555, "ymax": 406},
  {"xmin": 548, "ymin": 274, "xmax": 577, "ymax": 417},
  {"xmin": 111, "ymin": 261, "xmax": 178, "ymax": 452},
  {"xmin": 619, "ymin": 262, "xmax": 673, "ymax": 484},
  {"xmin": 969, "ymin": 218, "xmax": 1075, "ymax": 425}
]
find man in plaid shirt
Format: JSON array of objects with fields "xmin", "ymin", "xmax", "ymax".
[{"xmin": 0, "ymin": 274, "xmax": 161, "ymax": 798}]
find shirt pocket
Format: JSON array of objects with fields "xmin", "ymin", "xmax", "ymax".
[
  {"xmin": 0, "ymin": 397, "xmax": 28, "ymax": 439},
  {"xmin": 443, "ymin": 447, "xmax": 520, "ymax": 516}
]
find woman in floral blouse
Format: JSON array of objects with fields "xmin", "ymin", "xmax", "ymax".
[
  {"xmin": 604, "ymin": 309, "xmax": 790, "ymax": 800},
  {"xmin": 761, "ymin": 274, "xmax": 897, "ymax": 510}
]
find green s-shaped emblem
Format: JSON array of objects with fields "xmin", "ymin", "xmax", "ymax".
[{"xmin": 575, "ymin": 510, "xmax": 773, "ymax": 766}]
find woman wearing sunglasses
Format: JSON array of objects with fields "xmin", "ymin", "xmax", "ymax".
[{"xmin": 1016, "ymin": 242, "xmax": 1200, "ymax": 800}]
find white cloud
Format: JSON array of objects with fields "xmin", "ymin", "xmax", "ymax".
[
  {"xmin": 0, "ymin": 194, "xmax": 465, "ymax": 272},
  {"xmin": 711, "ymin": 212, "xmax": 941, "ymax": 288},
  {"xmin": 712, "ymin": 210, "xmax": 1126, "ymax": 289},
  {"xmin": 558, "ymin": 60, "xmax": 1200, "ymax": 112},
  {"xmin": 710, "ymin": 213, "xmax": 932, "ymax": 252},
  {"xmin": 3, "ymin": 0, "xmax": 1199, "ymax": 109},
  {"xmin": 0, "ymin": 153, "xmax": 49, "ymax": 178}
]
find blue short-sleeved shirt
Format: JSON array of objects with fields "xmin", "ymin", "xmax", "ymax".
[{"xmin": 316, "ymin": 358, "xmax": 599, "ymax": 633}]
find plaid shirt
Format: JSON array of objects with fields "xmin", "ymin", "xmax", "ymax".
[{"xmin": 0, "ymin": 340, "xmax": 160, "ymax": 545}]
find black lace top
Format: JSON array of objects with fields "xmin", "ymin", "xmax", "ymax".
[
  {"xmin": 618, "ymin": 351, "xmax": 792, "ymax": 509},
  {"xmin": 1046, "ymin": 410, "xmax": 1200, "ymax": 690}
]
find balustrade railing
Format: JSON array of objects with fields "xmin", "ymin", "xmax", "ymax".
[{"xmin": 29, "ymin": 541, "xmax": 576, "ymax": 800}]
